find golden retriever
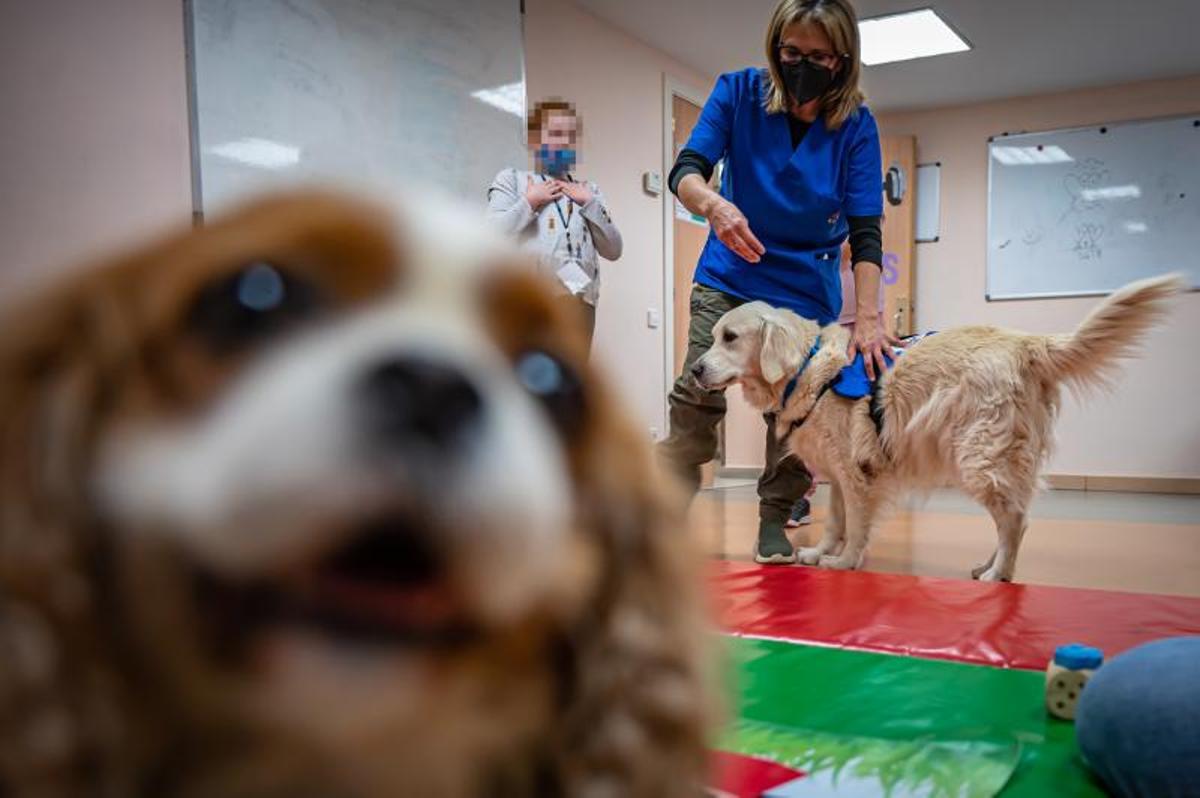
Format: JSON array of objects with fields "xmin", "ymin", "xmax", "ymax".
[
  {"xmin": 0, "ymin": 191, "xmax": 712, "ymax": 796},
  {"xmin": 692, "ymin": 274, "xmax": 1181, "ymax": 581}
]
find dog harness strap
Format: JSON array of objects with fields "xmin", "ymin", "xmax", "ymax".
[
  {"xmin": 868, "ymin": 380, "xmax": 886, "ymax": 436},
  {"xmin": 780, "ymin": 332, "xmax": 934, "ymax": 435},
  {"xmin": 861, "ymin": 331, "xmax": 932, "ymax": 437},
  {"xmin": 786, "ymin": 381, "xmax": 834, "ymax": 434},
  {"xmin": 788, "ymin": 377, "xmax": 887, "ymax": 437},
  {"xmin": 779, "ymin": 337, "xmax": 822, "ymax": 410}
]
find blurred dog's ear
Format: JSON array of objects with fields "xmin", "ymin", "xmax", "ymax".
[
  {"xmin": 555, "ymin": 420, "xmax": 715, "ymax": 795},
  {"xmin": 0, "ymin": 278, "xmax": 145, "ymax": 794},
  {"xmin": 0, "ymin": 277, "xmax": 138, "ymax": 511},
  {"xmin": 759, "ymin": 314, "xmax": 801, "ymax": 385}
]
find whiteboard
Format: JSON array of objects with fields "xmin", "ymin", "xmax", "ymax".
[
  {"xmin": 915, "ymin": 162, "xmax": 940, "ymax": 243},
  {"xmin": 987, "ymin": 114, "xmax": 1200, "ymax": 300},
  {"xmin": 187, "ymin": 0, "xmax": 526, "ymax": 214}
]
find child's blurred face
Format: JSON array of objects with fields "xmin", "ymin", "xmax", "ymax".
[{"xmin": 537, "ymin": 111, "xmax": 577, "ymax": 151}]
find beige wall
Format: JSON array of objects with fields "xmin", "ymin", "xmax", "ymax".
[
  {"xmin": 879, "ymin": 74, "xmax": 1200, "ymax": 479},
  {"xmin": 0, "ymin": 0, "xmax": 193, "ymax": 294},
  {"xmin": 524, "ymin": 0, "xmax": 712, "ymax": 435},
  {"xmin": 0, "ymin": 0, "xmax": 709, "ymax": 438}
]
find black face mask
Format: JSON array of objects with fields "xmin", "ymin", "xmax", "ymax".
[{"xmin": 781, "ymin": 60, "xmax": 835, "ymax": 105}]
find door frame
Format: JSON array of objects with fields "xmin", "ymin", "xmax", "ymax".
[{"xmin": 660, "ymin": 74, "xmax": 709, "ymax": 434}]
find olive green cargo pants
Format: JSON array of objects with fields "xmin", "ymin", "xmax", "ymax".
[{"xmin": 656, "ymin": 284, "xmax": 812, "ymax": 522}]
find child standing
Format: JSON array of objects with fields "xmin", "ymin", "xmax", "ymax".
[{"xmin": 486, "ymin": 99, "xmax": 622, "ymax": 352}]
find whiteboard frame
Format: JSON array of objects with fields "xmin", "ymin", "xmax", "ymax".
[
  {"xmin": 182, "ymin": 0, "xmax": 203, "ymax": 223},
  {"xmin": 985, "ymin": 111, "xmax": 1200, "ymax": 302}
]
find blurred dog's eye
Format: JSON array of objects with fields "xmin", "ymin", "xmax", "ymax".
[
  {"xmin": 187, "ymin": 263, "xmax": 323, "ymax": 353},
  {"xmin": 514, "ymin": 350, "xmax": 586, "ymax": 436},
  {"xmin": 722, "ymin": 330, "xmax": 738, "ymax": 344}
]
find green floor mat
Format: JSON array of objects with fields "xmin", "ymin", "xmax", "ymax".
[
  {"xmin": 722, "ymin": 718, "xmax": 1020, "ymax": 797},
  {"xmin": 724, "ymin": 637, "xmax": 1107, "ymax": 796}
]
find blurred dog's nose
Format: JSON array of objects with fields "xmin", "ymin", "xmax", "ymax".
[
  {"xmin": 691, "ymin": 362, "xmax": 705, "ymax": 380},
  {"xmin": 358, "ymin": 356, "xmax": 482, "ymax": 449}
]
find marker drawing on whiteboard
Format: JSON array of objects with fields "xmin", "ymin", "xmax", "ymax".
[
  {"xmin": 1072, "ymin": 222, "xmax": 1104, "ymax": 261},
  {"xmin": 1059, "ymin": 158, "xmax": 1109, "ymax": 223}
]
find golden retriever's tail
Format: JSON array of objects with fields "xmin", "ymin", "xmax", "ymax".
[{"xmin": 1040, "ymin": 273, "xmax": 1184, "ymax": 394}]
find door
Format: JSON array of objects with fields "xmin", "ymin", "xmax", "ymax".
[
  {"xmin": 672, "ymin": 94, "xmax": 765, "ymax": 477},
  {"xmin": 672, "ymin": 95, "xmax": 707, "ymax": 377},
  {"xmin": 879, "ymin": 136, "xmax": 917, "ymax": 336},
  {"xmin": 670, "ymin": 94, "xmax": 723, "ymax": 486}
]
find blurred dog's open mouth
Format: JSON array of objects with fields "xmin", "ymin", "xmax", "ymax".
[{"xmin": 196, "ymin": 512, "xmax": 480, "ymax": 653}]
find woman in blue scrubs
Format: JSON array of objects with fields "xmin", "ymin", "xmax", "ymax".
[{"xmin": 659, "ymin": 0, "xmax": 896, "ymax": 563}]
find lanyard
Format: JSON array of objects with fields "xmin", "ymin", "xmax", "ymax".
[
  {"xmin": 554, "ymin": 197, "xmax": 580, "ymax": 260},
  {"xmin": 543, "ymin": 173, "xmax": 574, "ymax": 230},
  {"xmin": 552, "ymin": 195, "xmax": 571, "ymax": 230},
  {"xmin": 543, "ymin": 174, "xmax": 582, "ymax": 260}
]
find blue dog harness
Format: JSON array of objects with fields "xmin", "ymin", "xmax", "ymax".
[
  {"xmin": 779, "ymin": 332, "xmax": 936, "ymax": 435},
  {"xmin": 779, "ymin": 337, "xmax": 824, "ymax": 409}
]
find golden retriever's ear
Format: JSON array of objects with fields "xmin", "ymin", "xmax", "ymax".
[{"xmin": 759, "ymin": 315, "xmax": 800, "ymax": 385}]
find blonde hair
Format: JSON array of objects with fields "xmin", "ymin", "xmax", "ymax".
[{"xmin": 763, "ymin": 0, "xmax": 865, "ymax": 130}]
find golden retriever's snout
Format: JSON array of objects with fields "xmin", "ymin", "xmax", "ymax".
[{"xmin": 690, "ymin": 358, "xmax": 720, "ymax": 391}]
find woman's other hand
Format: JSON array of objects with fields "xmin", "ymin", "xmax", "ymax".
[
  {"xmin": 525, "ymin": 176, "xmax": 563, "ymax": 210},
  {"xmin": 848, "ymin": 312, "xmax": 904, "ymax": 380},
  {"xmin": 554, "ymin": 179, "xmax": 594, "ymax": 206}
]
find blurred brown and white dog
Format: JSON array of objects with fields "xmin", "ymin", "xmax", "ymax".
[
  {"xmin": 0, "ymin": 191, "xmax": 712, "ymax": 796},
  {"xmin": 692, "ymin": 275, "xmax": 1181, "ymax": 581}
]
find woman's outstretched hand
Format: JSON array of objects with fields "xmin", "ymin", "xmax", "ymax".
[{"xmin": 707, "ymin": 199, "xmax": 765, "ymax": 264}]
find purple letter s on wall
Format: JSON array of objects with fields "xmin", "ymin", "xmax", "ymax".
[{"xmin": 882, "ymin": 252, "xmax": 900, "ymax": 286}]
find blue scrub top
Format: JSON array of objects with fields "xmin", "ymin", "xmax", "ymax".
[{"xmin": 685, "ymin": 68, "xmax": 883, "ymax": 324}]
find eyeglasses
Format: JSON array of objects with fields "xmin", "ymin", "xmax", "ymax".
[{"xmin": 777, "ymin": 45, "xmax": 843, "ymax": 69}]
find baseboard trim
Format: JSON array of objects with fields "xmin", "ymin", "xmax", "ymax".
[
  {"xmin": 1044, "ymin": 474, "xmax": 1086, "ymax": 490},
  {"xmin": 716, "ymin": 466, "xmax": 760, "ymax": 480},
  {"xmin": 719, "ymin": 468, "xmax": 1200, "ymax": 495},
  {"xmin": 1045, "ymin": 474, "xmax": 1200, "ymax": 495}
]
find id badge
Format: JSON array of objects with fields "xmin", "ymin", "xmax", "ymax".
[{"xmin": 556, "ymin": 261, "xmax": 592, "ymax": 295}]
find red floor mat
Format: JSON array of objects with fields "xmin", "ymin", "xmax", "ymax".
[
  {"xmin": 712, "ymin": 560, "xmax": 1200, "ymax": 670},
  {"xmin": 709, "ymin": 751, "xmax": 805, "ymax": 797}
]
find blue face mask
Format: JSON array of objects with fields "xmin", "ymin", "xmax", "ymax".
[{"xmin": 537, "ymin": 145, "xmax": 576, "ymax": 176}]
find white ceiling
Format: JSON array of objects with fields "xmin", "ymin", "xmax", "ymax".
[{"xmin": 570, "ymin": 0, "xmax": 1200, "ymax": 112}]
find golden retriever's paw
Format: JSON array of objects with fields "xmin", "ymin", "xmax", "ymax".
[
  {"xmin": 817, "ymin": 554, "xmax": 857, "ymax": 570},
  {"xmin": 975, "ymin": 567, "xmax": 1013, "ymax": 583},
  {"xmin": 971, "ymin": 554, "xmax": 997, "ymax": 580},
  {"xmin": 796, "ymin": 547, "xmax": 823, "ymax": 566}
]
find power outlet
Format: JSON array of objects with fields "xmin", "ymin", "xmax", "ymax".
[{"xmin": 642, "ymin": 171, "xmax": 663, "ymax": 196}]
